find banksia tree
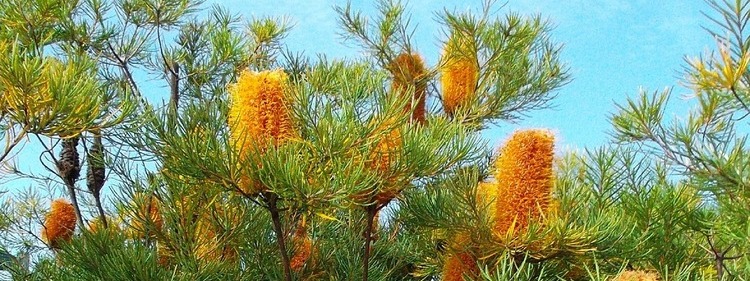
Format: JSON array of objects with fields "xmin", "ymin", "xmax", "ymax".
[{"xmin": 41, "ymin": 199, "xmax": 77, "ymax": 249}]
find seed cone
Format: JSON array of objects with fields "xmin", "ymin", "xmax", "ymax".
[
  {"xmin": 42, "ymin": 199, "xmax": 77, "ymax": 249},
  {"xmin": 441, "ymin": 35, "xmax": 479, "ymax": 116},
  {"xmin": 493, "ymin": 130, "xmax": 555, "ymax": 236},
  {"xmin": 388, "ymin": 53, "xmax": 428, "ymax": 125},
  {"xmin": 228, "ymin": 69, "xmax": 295, "ymax": 194},
  {"xmin": 57, "ymin": 137, "xmax": 81, "ymax": 186},
  {"xmin": 86, "ymin": 135, "xmax": 105, "ymax": 196}
]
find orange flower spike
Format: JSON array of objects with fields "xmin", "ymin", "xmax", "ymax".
[
  {"xmin": 493, "ymin": 130, "xmax": 555, "ymax": 236},
  {"xmin": 388, "ymin": 53, "xmax": 428, "ymax": 124},
  {"xmin": 290, "ymin": 222, "xmax": 312, "ymax": 272},
  {"xmin": 441, "ymin": 252, "xmax": 479, "ymax": 281},
  {"xmin": 441, "ymin": 34, "xmax": 479, "ymax": 116},
  {"xmin": 228, "ymin": 69, "xmax": 295, "ymax": 150},
  {"xmin": 228, "ymin": 69, "xmax": 296, "ymax": 193},
  {"xmin": 41, "ymin": 198, "xmax": 77, "ymax": 249}
]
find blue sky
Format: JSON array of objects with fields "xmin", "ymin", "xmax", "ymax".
[{"xmin": 220, "ymin": 0, "xmax": 717, "ymax": 152}]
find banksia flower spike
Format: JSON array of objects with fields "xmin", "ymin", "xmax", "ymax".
[
  {"xmin": 228, "ymin": 69, "xmax": 296, "ymax": 194},
  {"xmin": 612, "ymin": 270, "xmax": 660, "ymax": 281},
  {"xmin": 441, "ymin": 252, "xmax": 479, "ymax": 281},
  {"xmin": 290, "ymin": 220, "xmax": 313, "ymax": 272},
  {"xmin": 353, "ymin": 118, "xmax": 403, "ymax": 205},
  {"xmin": 441, "ymin": 34, "xmax": 479, "ymax": 116},
  {"xmin": 42, "ymin": 199, "xmax": 77, "ymax": 249},
  {"xmin": 388, "ymin": 53, "xmax": 428, "ymax": 125},
  {"xmin": 129, "ymin": 193, "xmax": 163, "ymax": 239},
  {"xmin": 493, "ymin": 129, "xmax": 555, "ymax": 236}
]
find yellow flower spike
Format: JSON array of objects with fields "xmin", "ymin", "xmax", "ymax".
[
  {"xmin": 441, "ymin": 34, "xmax": 479, "ymax": 116},
  {"xmin": 388, "ymin": 53, "xmax": 428, "ymax": 125},
  {"xmin": 87, "ymin": 216, "xmax": 120, "ymax": 235},
  {"xmin": 493, "ymin": 129, "xmax": 555, "ymax": 237},
  {"xmin": 41, "ymin": 198, "xmax": 77, "ymax": 249},
  {"xmin": 612, "ymin": 270, "xmax": 660, "ymax": 281},
  {"xmin": 128, "ymin": 193, "xmax": 163, "ymax": 239},
  {"xmin": 227, "ymin": 69, "xmax": 296, "ymax": 194},
  {"xmin": 476, "ymin": 181, "xmax": 498, "ymax": 221}
]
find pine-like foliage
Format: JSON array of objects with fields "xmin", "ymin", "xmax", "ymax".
[{"xmin": 2, "ymin": 0, "xmax": 748, "ymax": 281}]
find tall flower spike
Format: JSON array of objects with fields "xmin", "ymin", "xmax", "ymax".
[
  {"xmin": 42, "ymin": 199, "xmax": 77, "ymax": 249},
  {"xmin": 228, "ymin": 69, "xmax": 296, "ymax": 194},
  {"xmin": 441, "ymin": 34, "xmax": 479, "ymax": 116},
  {"xmin": 493, "ymin": 129, "xmax": 555, "ymax": 236},
  {"xmin": 441, "ymin": 252, "xmax": 479, "ymax": 281},
  {"xmin": 388, "ymin": 53, "xmax": 428, "ymax": 125}
]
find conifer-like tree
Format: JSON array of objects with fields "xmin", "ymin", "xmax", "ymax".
[{"xmin": 3, "ymin": 0, "xmax": 749, "ymax": 281}]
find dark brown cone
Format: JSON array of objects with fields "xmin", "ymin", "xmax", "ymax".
[
  {"xmin": 57, "ymin": 137, "xmax": 81, "ymax": 186},
  {"xmin": 87, "ymin": 135, "xmax": 105, "ymax": 196}
]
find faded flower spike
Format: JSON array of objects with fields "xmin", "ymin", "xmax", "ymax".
[
  {"xmin": 228, "ymin": 69, "xmax": 296, "ymax": 193},
  {"xmin": 42, "ymin": 198, "xmax": 77, "ymax": 249},
  {"xmin": 493, "ymin": 129, "xmax": 555, "ymax": 236},
  {"xmin": 388, "ymin": 53, "xmax": 428, "ymax": 124},
  {"xmin": 441, "ymin": 34, "xmax": 479, "ymax": 116}
]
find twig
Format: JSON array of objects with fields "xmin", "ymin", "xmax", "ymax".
[{"xmin": 265, "ymin": 192, "xmax": 292, "ymax": 281}]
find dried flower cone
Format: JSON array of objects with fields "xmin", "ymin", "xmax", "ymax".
[
  {"xmin": 613, "ymin": 270, "xmax": 660, "ymax": 281},
  {"xmin": 228, "ymin": 69, "xmax": 295, "ymax": 194},
  {"xmin": 441, "ymin": 35, "xmax": 479, "ymax": 116},
  {"xmin": 57, "ymin": 137, "xmax": 81, "ymax": 186},
  {"xmin": 493, "ymin": 130, "xmax": 555, "ymax": 236},
  {"xmin": 388, "ymin": 53, "xmax": 428, "ymax": 124},
  {"xmin": 86, "ymin": 135, "xmax": 105, "ymax": 196},
  {"xmin": 42, "ymin": 199, "xmax": 77, "ymax": 249},
  {"xmin": 441, "ymin": 251, "xmax": 479, "ymax": 281}
]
